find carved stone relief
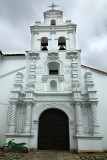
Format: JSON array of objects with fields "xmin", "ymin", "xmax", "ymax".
[
  {"xmin": 26, "ymin": 83, "xmax": 35, "ymax": 90},
  {"xmin": 72, "ymin": 83, "xmax": 80, "ymax": 91},
  {"xmin": 64, "ymin": 64, "xmax": 71, "ymax": 68},
  {"xmin": 64, "ymin": 85, "xmax": 71, "ymax": 91},
  {"xmin": 64, "ymin": 79, "xmax": 70, "ymax": 84},
  {"xmin": 35, "ymin": 95, "xmax": 70, "ymax": 102},
  {"xmin": 36, "ymin": 65, "xmax": 43, "ymax": 69},
  {"xmin": 36, "ymin": 70, "xmax": 43, "ymax": 75},
  {"xmin": 36, "ymin": 82, "xmax": 43, "ymax": 91},
  {"xmin": 64, "ymin": 70, "xmax": 71, "ymax": 74},
  {"xmin": 82, "ymin": 107, "xmax": 89, "ymax": 133},
  {"xmin": 29, "ymin": 56, "xmax": 36, "ymax": 62}
]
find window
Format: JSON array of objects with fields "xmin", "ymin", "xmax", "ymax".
[
  {"xmin": 50, "ymin": 80, "xmax": 57, "ymax": 91},
  {"xmin": 51, "ymin": 19, "xmax": 56, "ymax": 25},
  {"xmin": 49, "ymin": 70, "xmax": 58, "ymax": 75},
  {"xmin": 41, "ymin": 37, "xmax": 48, "ymax": 51},
  {"xmin": 48, "ymin": 62, "xmax": 60, "ymax": 75},
  {"xmin": 58, "ymin": 37, "xmax": 66, "ymax": 50}
]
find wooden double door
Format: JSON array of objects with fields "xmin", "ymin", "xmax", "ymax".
[{"xmin": 38, "ymin": 109, "xmax": 69, "ymax": 150}]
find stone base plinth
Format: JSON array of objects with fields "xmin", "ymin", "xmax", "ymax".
[
  {"xmin": 76, "ymin": 135, "xmax": 103, "ymax": 152},
  {"xmin": 5, "ymin": 133, "xmax": 34, "ymax": 148}
]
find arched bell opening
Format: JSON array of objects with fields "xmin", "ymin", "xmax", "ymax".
[
  {"xmin": 58, "ymin": 37, "xmax": 66, "ymax": 50},
  {"xmin": 41, "ymin": 37, "xmax": 48, "ymax": 51},
  {"xmin": 38, "ymin": 109, "xmax": 69, "ymax": 150},
  {"xmin": 51, "ymin": 19, "xmax": 56, "ymax": 25}
]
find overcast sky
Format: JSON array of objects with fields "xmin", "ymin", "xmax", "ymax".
[{"xmin": 0, "ymin": 0, "xmax": 107, "ymax": 72}]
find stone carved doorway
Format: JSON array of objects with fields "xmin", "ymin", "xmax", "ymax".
[{"xmin": 38, "ymin": 109, "xmax": 69, "ymax": 150}]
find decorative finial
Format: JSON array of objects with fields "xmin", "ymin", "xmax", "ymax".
[{"xmin": 47, "ymin": 3, "xmax": 59, "ymax": 10}]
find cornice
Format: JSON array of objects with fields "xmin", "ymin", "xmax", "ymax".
[
  {"xmin": 30, "ymin": 25, "xmax": 76, "ymax": 33},
  {"xmin": 35, "ymin": 92, "xmax": 72, "ymax": 96},
  {"xmin": 5, "ymin": 133, "xmax": 34, "ymax": 137}
]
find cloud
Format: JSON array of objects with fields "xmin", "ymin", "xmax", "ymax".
[
  {"xmin": 0, "ymin": 0, "xmax": 107, "ymax": 71},
  {"xmin": 81, "ymin": 34, "xmax": 107, "ymax": 71}
]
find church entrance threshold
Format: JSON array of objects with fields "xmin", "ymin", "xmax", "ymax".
[{"xmin": 38, "ymin": 109, "xmax": 69, "ymax": 150}]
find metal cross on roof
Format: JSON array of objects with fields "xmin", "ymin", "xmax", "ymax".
[{"xmin": 47, "ymin": 3, "xmax": 59, "ymax": 10}]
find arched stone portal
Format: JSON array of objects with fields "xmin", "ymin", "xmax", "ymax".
[{"xmin": 38, "ymin": 109, "xmax": 69, "ymax": 150}]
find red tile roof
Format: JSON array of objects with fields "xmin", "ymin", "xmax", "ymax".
[{"xmin": 81, "ymin": 65, "xmax": 107, "ymax": 74}]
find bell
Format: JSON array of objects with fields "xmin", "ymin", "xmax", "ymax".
[
  {"xmin": 42, "ymin": 45, "xmax": 48, "ymax": 51},
  {"xmin": 59, "ymin": 45, "xmax": 66, "ymax": 50}
]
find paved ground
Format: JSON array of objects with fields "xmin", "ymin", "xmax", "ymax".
[{"xmin": 0, "ymin": 149, "xmax": 107, "ymax": 160}]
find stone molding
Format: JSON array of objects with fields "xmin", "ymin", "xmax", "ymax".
[
  {"xmin": 48, "ymin": 51, "xmax": 59, "ymax": 60},
  {"xmin": 31, "ymin": 25, "xmax": 76, "ymax": 33},
  {"xmin": 34, "ymin": 94, "xmax": 72, "ymax": 102},
  {"xmin": 42, "ymin": 75, "xmax": 64, "ymax": 82},
  {"xmin": 33, "ymin": 102, "xmax": 74, "ymax": 122},
  {"xmin": 0, "ymin": 67, "xmax": 25, "ymax": 79},
  {"xmin": 5, "ymin": 133, "xmax": 34, "ymax": 137},
  {"xmin": 66, "ymin": 50, "xmax": 78, "ymax": 59},
  {"xmin": 75, "ymin": 135, "xmax": 103, "ymax": 138}
]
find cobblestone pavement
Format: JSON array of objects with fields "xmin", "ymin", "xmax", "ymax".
[{"xmin": 0, "ymin": 149, "xmax": 107, "ymax": 160}]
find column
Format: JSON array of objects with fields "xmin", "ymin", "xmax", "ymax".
[
  {"xmin": 8, "ymin": 102, "xmax": 17, "ymax": 133},
  {"xmin": 69, "ymin": 32, "xmax": 76, "ymax": 50},
  {"xmin": 75, "ymin": 102, "xmax": 83, "ymax": 135},
  {"xmin": 48, "ymin": 39, "xmax": 51, "ymax": 50},
  {"xmin": 69, "ymin": 121, "xmax": 75, "ymax": 150},
  {"xmin": 69, "ymin": 32, "xmax": 73, "ymax": 50},
  {"xmin": 43, "ymin": 81, "xmax": 47, "ymax": 92},
  {"xmin": 35, "ymin": 121, "xmax": 39, "ymax": 149},
  {"xmin": 51, "ymin": 33, "xmax": 54, "ymax": 50},
  {"xmin": 72, "ymin": 31, "xmax": 76, "ymax": 49},
  {"xmin": 24, "ymin": 102, "xmax": 32, "ymax": 133},
  {"xmin": 66, "ymin": 39, "xmax": 69, "ymax": 50},
  {"xmin": 91, "ymin": 102, "xmax": 100, "ymax": 134},
  {"xmin": 30, "ymin": 33, "xmax": 35, "ymax": 51}
]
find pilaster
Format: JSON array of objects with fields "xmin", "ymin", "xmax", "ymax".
[
  {"xmin": 85, "ymin": 70, "xmax": 101, "ymax": 135},
  {"xmin": 24, "ymin": 101, "xmax": 33, "ymax": 133},
  {"xmin": 24, "ymin": 88, "xmax": 34, "ymax": 133},
  {"xmin": 8, "ymin": 72, "xmax": 24, "ymax": 133},
  {"xmin": 91, "ymin": 102, "xmax": 100, "ymax": 135},
  {"xmin": 75, "ymin": 102, "xmax": 83, "ymax": 135},
  {"xmin": 71, "ymin": 54, "xmax": 81, "ymax": 92},
  {"xmin": 8, "ymin": 101, "xmax": 18, "ymax": 133},
  {"xmin": 71, "ymin": 53, "xmax": 83, "ymax": 135},
  {"xmin": 10, "ymin": 72, "xmax": 23, "ymax": 101},
  {"xmin": 30, "ymin": 32, "xmax": 34, "ymax": 51}
]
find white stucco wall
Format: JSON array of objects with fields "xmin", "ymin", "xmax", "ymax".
[
  {"xmin": 0, "ymin": 56, "xmax": 26, "ymax": 146},
  {"xmin": 81, "ymin": 66, "xmax": 107, "ymax": 150}
]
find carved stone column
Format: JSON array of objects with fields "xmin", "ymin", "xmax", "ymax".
[
  {"xmin": 8, "ymin": 101, "xmax": 17, "ymax": 133},
  {"xmin": 75, "ymin": 102, "xmax": 83, "ymax": 135},
  {"xmin": 91, "ymin": 102, "xmax": 100, "ymax": 134},
  {"xmin": 35, "ymin": 120, "xmax": 39, "ymax": 148},
  {"xmin": 24, "ymin": 102, "xmax": 32, "ymax": 133}
]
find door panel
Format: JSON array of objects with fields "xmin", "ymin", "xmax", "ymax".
[{"xmin": 38, "ymin": 109, "xmax": 69, "ymax": 150}]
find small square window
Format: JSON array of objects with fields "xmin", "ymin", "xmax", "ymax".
[{"xmin": 49, "ymin": 70, "xmax": 58, "ymax": 75}]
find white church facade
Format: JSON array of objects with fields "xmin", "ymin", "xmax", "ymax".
[{"xmin": 0, "ymin": 9, "xmax": 107, "ymax": 152}]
